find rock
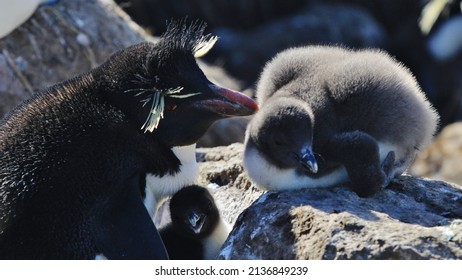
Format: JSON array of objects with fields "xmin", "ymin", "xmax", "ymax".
[
  {"xmin": 197, "ymin": 144, "xmax": 265, "ymax": 225},
  {"xmin": 115, "ymin": 0, "xmax": 308, "ymax": 33},
  {"xmin": 410, "ymin": 122, "xmax": 462, "ymax": 186},
  {"xmin": 197, "ymin": 116, "xmax": 251, "ymax": 147},
  {"xmin": 207, "ymin": 2, "xmax": 387, "ymax": 86},
  {"xmin": 325, "ymin": 0, "xmax": 424, "ymax": 35},
  {"xmin": 0, "ymin": 0, "xmax": 149, "ymax": 118},
  {"xmin": 196, "ymin": 143, "xmax": 462, "ymax": 259}
]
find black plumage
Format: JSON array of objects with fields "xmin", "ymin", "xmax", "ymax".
[
  {"xmin": 244, "ymin": 46, "xmax": 439, "ymax": 197},
  {"xmin": 160, "ymin": 185, "xmax": 230, "ymax": 260},
  {"xmin": 0, "ymin": 21, "xmax": 256, "ymax": 259}
]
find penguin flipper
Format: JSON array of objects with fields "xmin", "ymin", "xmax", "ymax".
[
  {"xmin": 381, "ymin": 150, "xmax": 396, "ymax": 186},
  {"xmin": 324, "ymin": 131, "xmax": 388, "ymax": 197},
  {"xmin": 95, "ymin": 173, "xmax": 168, "ymax": 260}
]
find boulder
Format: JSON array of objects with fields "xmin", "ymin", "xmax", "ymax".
[
  {"xmin": 207, "ymin": 2, "xmax": 388, "ymax": 86},
  {"xmin": 410, "ymin": 122, "xmax": 462, "ymax": 186},
  {"xmin": 115, "ymin": 0, "xmax": 307, "ymax": 33},
  {"xmin": 196, "ymin": 143, "xmax": 462, "ymax": 259},
  {"xmin": 0, "ymin": 0, "xmax": 149, "ymax": 118}
]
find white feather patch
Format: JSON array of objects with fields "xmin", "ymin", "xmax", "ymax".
[
  {"xmin": 243, "ymin": 145, "xmax": 349, "ymax": 191},
  {"xmin": 244, "ymin": 141, "xmax": 407, "ymax": 192},
  {"xmin": 144, "ymin": 144, "xmax": 199, "ymax": 217},
  {"xmin": 202, "ymin": 218, "xmax": 232, "ymax": 260}
]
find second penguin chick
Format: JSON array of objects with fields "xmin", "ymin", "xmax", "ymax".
[
  {"xmin": 160, "ymin": 185, "xmax": 231, "ymax": 260},
  {"xmin": 244, "ymin": 46, "xmax": 439, "ymax": 197}
]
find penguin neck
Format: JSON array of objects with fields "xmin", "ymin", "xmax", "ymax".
[
  {"xmin": 202, "ymin": 218, "xmax": 231, "ymax": 260},
  {"xmin": 144, "ymin": 143, "xmax": 199, "ymax": 217}
]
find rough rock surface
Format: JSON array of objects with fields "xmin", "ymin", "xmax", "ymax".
[
  {"xmin": 197, "ymin": 144, "xmax": 265, "ymax": 225},
  {"xmin": 410, "ymin": 122, "xmax": 462, "ymax": 186},
  {"xmin": 196, "ymin": 143, "xmax": 462, "ymax": 260},
  {"xmin": 0, "ymin": 0, "xmax": 149, "ymax": 118}
]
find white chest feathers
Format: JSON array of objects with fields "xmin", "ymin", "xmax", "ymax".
[
  {"xmin": 244, "ymin": 141, "xmax": 406, "ymax": 192},
  {"xmin": 243, "ymin": 144, "xmax": 349, "ymax": 191},
  {"xmin": 144, "ymin": 144, "xmax": 199, "ymax": 217},
  {"xmin": 202, "ymin": 218, "xmax": 232, "ymax": 260}
]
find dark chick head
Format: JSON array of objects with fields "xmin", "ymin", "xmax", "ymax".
[
  {"xmin": 169, "ymin": 185, "xmax": 219, "ymax": 239},
  {"xmin": 94, "ymin": 20, "xmax": 258, "ymax": 146},
  {"xmin": 246, "ymin": 97, "xmax": 318, "ymax": 174}
]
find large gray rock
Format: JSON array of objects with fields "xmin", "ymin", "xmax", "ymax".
[
  {"xmin": 197, "ymin": 143, "xmax": 462, "ymax": 260},
  {"xmin": 0, "ymin": 0, "xmax": 149, "ymax": 118},
  {"xmin": 410, "ymin": 122, "xmax": 462, "ymax": 186}
]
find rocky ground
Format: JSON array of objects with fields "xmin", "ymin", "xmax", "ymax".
[{"xmin": 196, "ymin": 144, "xmax": 462, "ymax": 260}]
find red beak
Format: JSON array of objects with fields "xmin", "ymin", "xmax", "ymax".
[{"xmin": 194, "ymin": 84, "xmax": 259, "ymax": 116}]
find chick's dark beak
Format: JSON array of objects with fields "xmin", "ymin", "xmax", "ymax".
[
  {"xmin": 297, "ymin": 146, "xmax": 318, "ymax": 174},
  {"xmin": 188, "ymin": 212, "xmax": 206, "ymax": 234},
  {"xmin": 194, "ymin": 84, "xmax": 259, "ymax": 116}
]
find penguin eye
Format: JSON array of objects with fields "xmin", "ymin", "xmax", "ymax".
[
  {"xmin": 167, "ymin": 104, "xmax": 178, "ymax": 111},
  {"xmin": 207, "ymin": 200, "xmax": 213, "ymax": 210},
  {"xmin": 273, "ymin": 137, "xmax": 284, "ymax": 146}
]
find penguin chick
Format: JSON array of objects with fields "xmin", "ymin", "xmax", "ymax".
[
  {"xmin": 0, "ymin": 21, "xmax": 257, "ymax": 259},
  {"xmin": 160, "ymin": 185, "xmax": 231, "ymax": 260},
  {"xmin": 244, "ymin": 46, "xmax": 439, "ymax": 197}
]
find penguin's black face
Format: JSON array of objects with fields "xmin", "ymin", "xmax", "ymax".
[
  {"xmin": 169, "ymin": 185, "xmax": 219, "ymax": 239},
  {"xmin": 249, "ymin": 100, "xmax": 318, "ymax": 173},
  {"xmin": 95, "ymin": 22, "xmax": 258, "ymax": 147}
]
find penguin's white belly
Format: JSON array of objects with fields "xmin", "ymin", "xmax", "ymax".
[
  {"xmin": 144, "ymin": 144, "xmax": 199, "ymax": 217},
  {"xmin": 244, "ymin": 141, "xmax": 404, "ymax": 191},
  {"xmin": 202, "ymin": 219, "xmax": 232, "ymax": 260}
]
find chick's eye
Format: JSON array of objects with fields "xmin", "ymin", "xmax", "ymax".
[{"xmin": 273, "ymin": 138, "xmax": 283, "ymax": 146}]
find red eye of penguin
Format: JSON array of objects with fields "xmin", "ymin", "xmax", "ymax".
[{"xmin": 167, "ymin": 104, "xmax": 178, "ymax": 111}]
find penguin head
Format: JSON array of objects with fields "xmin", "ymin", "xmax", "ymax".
[
  {"xmin": 169, "ymin": 185, "xmax": 219, "ymax": 239},
  {"xmin": 94, "ymin": 21, "xmax": 258, "ymax": 146},
  {"xmin": 247, "ymin": 97, "xmax": 318, "ymax": 174}
]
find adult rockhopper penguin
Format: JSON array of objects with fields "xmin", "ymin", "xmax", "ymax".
[{"xmin": 0, "ymin": 21, "xmax": 258, "ymax": 259}]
